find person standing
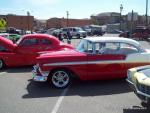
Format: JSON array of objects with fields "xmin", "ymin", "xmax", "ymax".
[
  {"xmin": 67, "ymin": 30, "xmax": 72, "ymax": 44},
  {"xmin": 58, "ymin": 31, "xmax": 64, "ymax": 42}
]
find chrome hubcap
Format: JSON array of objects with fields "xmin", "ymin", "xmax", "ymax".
[{"xmin": 52, "ymin": 71, "xmax": 69, "ymax": 88}]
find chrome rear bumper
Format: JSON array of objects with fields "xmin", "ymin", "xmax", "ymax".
[{"xmin": 32, "ymin": 65, "xmax": 48, "ymax": 82}]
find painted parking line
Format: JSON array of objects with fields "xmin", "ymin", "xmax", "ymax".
[
  {"xmin": 0, "ymin": 72, "xmax": 6, "ymax": 75},
  {"xmin": 51, "ymin": 88, "xmax": 69, "ymax": 113}
]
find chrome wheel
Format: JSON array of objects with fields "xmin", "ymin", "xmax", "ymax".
[
  {"xmin": 0, "ymin": 60, "xmax": 3, "ymax": 69},
  {"xmin": 51, "ymin": 70, "xmax": 70, "ymax": 88}
]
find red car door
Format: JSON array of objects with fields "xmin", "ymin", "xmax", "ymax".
[
  {"xmin": 2, "ymin": 52, "xmax": 27, "ymax": 66},
  {"xmin": 87, "ymin": 54, "xmax": 126, "ymax": 80},
  {"xmin": 86, "ymin": 42, "xmax": 127, "ymax": 80},
  {"xmin": 16, "ymin": 38, "xmax": 42, "ymax": 65}
]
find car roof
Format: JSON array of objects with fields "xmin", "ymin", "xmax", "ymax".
[
  {"xmin": 84, "ymin": 37, "xmax": 140, "ymax": 47},
  {"xmin": 19, "ymin": 34, "xmax": 60, "ymax": 45},
  {"xmin": 0, "ymin": 33, "xmax": 9, "ymax": 35}
]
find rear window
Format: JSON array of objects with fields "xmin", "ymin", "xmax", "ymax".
[
  {"xmin": 20, "ymin": 38, "xmax": 39, "ymax": 46},
  {"xmin": 40, "ymin": 39, "xmax": 51, "ymax": 45}
]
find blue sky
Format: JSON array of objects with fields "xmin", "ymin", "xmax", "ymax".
[{"xmin": 0, "ymin": 0, "xmax": 149, "ymax": 19}]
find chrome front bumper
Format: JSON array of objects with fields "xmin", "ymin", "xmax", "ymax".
[
  {"xmin": 32, "ymin": 65, "xmax": 48, "ymax": 82},
  {"xmin": 126, "ymin": 79, "xmax": 150, "ymax": 103}
]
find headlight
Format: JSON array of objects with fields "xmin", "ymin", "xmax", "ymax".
[{"xmin": 127, "ymin": 68, "xmax": 137, "ymax": 82}]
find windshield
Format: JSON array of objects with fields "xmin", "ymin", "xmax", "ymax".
[
  {"xmin": 76, "ymin": 39, "xmax": 93, "ymax": 53},
  {"xmin": 140, "ymin": 68, "xmax": 150, "ymax": 78},
  {"xmin": 76, "ymin": 39, "xmax": 88, "ymax": 52},
  {"xmin": 76, "ymin": 27, "xmax": 83, "ymax": 31},
  {"xmin": 16, "ymin": 36, "xmax": 23, "ymax": 45},
  {"xmin": 138, "ymin": 45, "xmax": 146, "ymax": 52}
]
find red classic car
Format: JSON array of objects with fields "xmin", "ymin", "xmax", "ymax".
[
  {"xmin": 32, "ymin": 37, "xmax": 150, "ymax": 88},
  {"xmin": 0, "ymin": 34, "xmax": 73, "ymax": 69}
]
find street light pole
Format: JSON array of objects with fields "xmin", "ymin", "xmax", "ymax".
[
  {"xmin": 66, "ymin": 11, "xmax": 69, "ymax": 27},
  {"xmin": 120, "ymin": 4, "xmax": 123, "ymax": 31},
  {"xmin": 146, "ymin": 0, "xmax": 148, "ymax": 26},
  {"xmin": 27, "ymin": 11, "xmax": 30, "ymax": 31}
]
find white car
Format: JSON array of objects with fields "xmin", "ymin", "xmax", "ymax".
[{"xmin": 62, "ymin": 27, "xmax": 87, "ymax": 38}]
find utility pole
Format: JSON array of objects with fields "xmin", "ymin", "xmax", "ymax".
[
  {"xmin": 130, "ymin": 10, "xmax": 134, "ymax": 38},
  {"xmin": 27, "ymin": 11, "xmax": 30, "ymax": 31},
  {"xmin": 120, "ymin": 4, "xmax": 123, "ymax": 31},
  {"xmin": 66, "ymin": 11, "xmax": 69, "ymax": 27},
  {"xmin": 146, "ymin": 0, "xmax": 148, "ymax": 26}
]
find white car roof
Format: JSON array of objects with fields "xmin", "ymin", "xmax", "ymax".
[
  {"xmin": 84, "ymin": 37, "xmax": 140, "ymax": 47},
  {"xmin": 0, "ymin": 33, "xmax": 9, "ymax": 35}
]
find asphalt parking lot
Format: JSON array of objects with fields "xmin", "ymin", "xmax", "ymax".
[{"xmin": 0, "ymin": 34, "xmax": 150, "ymax": 113}]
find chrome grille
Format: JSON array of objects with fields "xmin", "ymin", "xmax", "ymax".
[{"xmin": 137, "ymin": 83, "xmax": 150, "ymax": 95}]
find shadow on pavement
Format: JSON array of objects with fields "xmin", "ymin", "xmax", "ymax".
[
  {"xmin": 22, "ymin": 80, "xmax": 63, "ymax": 99},
  {"xmin": 22, "ymin": 78, "xmax": 132, "ymax": 99},
  {"xmin": 1, "ymin": 66, "xmax": 32, "ymax": 73}
]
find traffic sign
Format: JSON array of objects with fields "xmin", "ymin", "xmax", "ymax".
[{"xmin": 0, "ymin": 18, "xmax": 7, "ymax": 29}]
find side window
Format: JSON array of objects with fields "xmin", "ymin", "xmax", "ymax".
[
  {"xmin": 63, "ymin": 29, "xmax": 67, "ymax": 32},
  {"xmin": 0, "ymin": 45, "xmax": 8, "ymax": 52},
  {"xmin": 73, "ymin": 28, "xmax": 76, "ymax": 32},
  {"xmin": 99, "ymin": 42, "xmax": 120, "ymax": 54},
  {"xmin": 41, "ymin": 39, "xmax": 52, "ymax": 45},
  {"xmin": 68, "ymin": 28, "xmax": 72, "ymax": 32},
  {"xmin": 20, "ymin": 38, "xmax": 38, "ymax": 46},
  {"xmin": 119, "ymin": 43, "xmax": 139, "ymax": 54}
]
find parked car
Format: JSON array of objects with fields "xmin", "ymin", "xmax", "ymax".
[
  {"xmin": 89, "ymin": 25, "xmax": 104, "ymax": 36},
  {"xmin": 0, "ymin": 34, "xmax": 74, "ymax": 69},
  {"xmin": 45, "ymin": 28, "xmax": 57, "ymax": 35},
  {"xmin": 32, "ymin": 37, "xmax": 150, "ymax": 88},
  {"xmin": 119, "ymin": 26, "xmax": 150, "ymax": 40},
  {"xmin": 6, "ymin": 27, "xmax": 22, "ymax": 35},
  {"xmin": 126, "ymin": 65, "xmax": 150, "ymax": 105},
  {"xmin": 62, "ymin": 27, "xmax": 87, "ymax": 38},
  {"xmin": 0, "ymin": 33, "xmax": 21, "ymax": 42},
  {"xmin": 132, "ymin": 27, "xmax": 150, "ymax": 40},
  {"xmin": 119, "ymin": 31, "xmax": 130, "ymax": 38}
]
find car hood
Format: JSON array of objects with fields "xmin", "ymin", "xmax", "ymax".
[
  {"xmin": 37, "ymin": 49, "xmax": 87, "ymax": 64},
  {"xmin": 79, "ymin": 30, "xmax": 86, "ymax": 33},
  {"xmin": 135, "ymin": 72, "xmax": 150, "ymax": 86},
  {"xmin": 131, "ymin": 65, "xmax": 150, "ymax": 86},
  {"xmin": 0, "ymin": 36, "xmax": 16, "ymax": 51}
]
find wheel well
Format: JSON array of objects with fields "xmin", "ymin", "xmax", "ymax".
[
  {"xmin": 0, "ymin": 59, "xmax": 5, "ymax": 68},
  {"xmin": 48, "ymin": 67, "xmax": 78, "ymax": 79}
]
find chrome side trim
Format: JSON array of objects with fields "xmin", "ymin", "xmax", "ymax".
[
  {"xmin": 43, "ymin": 60, "xmax": 149, "ymax": 67},
  {"xmin": 44, "ymin": 61, "xmax": 88, "ymax": 66}
]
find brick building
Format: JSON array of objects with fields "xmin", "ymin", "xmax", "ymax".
[
  {"xmin": 91, "ymin": 12, "xmax": 120, "ymax": 25},
  {"xmin": 0, "ymin": 14, "xmax": 34, "ymax": 31},
  {"xmin": 46, "ymin": 18, "xmax": 92, "ymax": 29}
]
